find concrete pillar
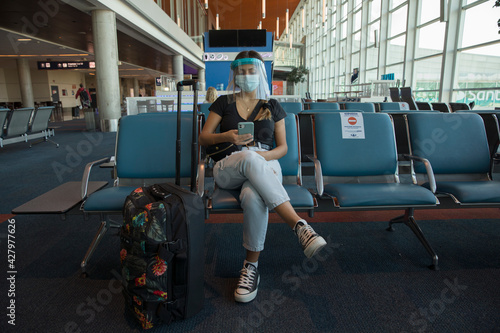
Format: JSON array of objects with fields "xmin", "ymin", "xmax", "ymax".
[
  {"xmin": 16, "ymin": 58, "xmax": 34, "ymax": 108},
  {"xmin": 198, "ymin": 68, "xmax": 205, "ymax": 91},
  {"xmin": 173, "ymin": 55, "xmax": 184, "ymax": 83},
  {"xmin": 439, "ymin": 0, "xmax": 462, "ymax": 103},
  {"xmin": 133, "ymin": 78, "xmax": 140, "ymax": 97},
  {"xmin": 92, "ymin": 9, "xmax": 121, "ymax": 132}
]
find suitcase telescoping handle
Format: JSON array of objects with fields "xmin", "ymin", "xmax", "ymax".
[{"xmin": 176, "ymin": 80, "xmax": 199, "ymax": 191}]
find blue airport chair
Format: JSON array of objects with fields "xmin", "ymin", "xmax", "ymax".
[
  {"xmin": 280, "ymin": 102, "xmax": 303, "ymax": 114},
  {"xmin": 400, "ymin": 87, "xmax": 418, "ymax": 110},
  {"xmin": 206, "ymin": 113, "xmax": 317, "ymax": 218},
  {"xmin": 379, "ymin": 102, "xmax": 410, "ymax": 111},
  {"xmin": 198, "ymin": 103, "xmax": 211, "ymax": 121},
  {"xmin": 80, "ymin": 112, "xmax": 203, "ymax": 274},
  {"xmin": 0, "ymin": 108, "xmax": 10, "ymax": 133},
  {"xmin": 449, "ymin": 103, "xmax": 470, "ymax": 112},
  {"xmin": 431, "ymin": 103, "xmax": 451, "ymax": 113},
  {"xmin": 310, "ymin": 112, "xmax": 439, "ymax": 269},
  {"xmin": 343, "ymin": 102, "xmax": 376, "ymax": 113},
  {"xmin": 309, "ymin": 102, "xmax": 340, "ymax": 110},
  {"xmin": 415, "ymin": 102, "xmax": 433, "ymax": 110},
  {"xmin": 389, "ymin": 87, "xmax": 401, "ymax": 102},
  {"xmin": 380, "ymin": 110, "xmax": 439, "ymax": 158},
  {"xmin": 28, "ymin": 106, "xmax": 58, "ymax": 147},
  {"xmin": 454, "ymin": 110, "xmax": 500, "ymax": 159},
  {"xmin": 0, "ymin": 107, "xmax": 34, "ymax": 147},
  {"xmin": 407, "ymin": 112, "xmax": 500, "ymax": 206}
]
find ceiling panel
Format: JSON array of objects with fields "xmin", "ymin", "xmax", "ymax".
[{"xmin": 208, "ymin": 0, "xmax": 302, "ymax": 36}]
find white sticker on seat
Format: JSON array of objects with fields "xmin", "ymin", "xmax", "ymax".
[{"xmin": 340, "ymin": 112, "xmax": 365, "ymax": 139}]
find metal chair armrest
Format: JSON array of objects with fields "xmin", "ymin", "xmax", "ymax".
[
  {"xmin": 403, "ymin": 154, "xmax": 436, "ymax": 193},
  {"xmin": 197, "ymin": 161, "xmax": 205, "ymax": 197},
  {"xmin": 81, "ymin": 157, "xmax": 111, "ymax": 200},
  {"xmin": 306, "ymin": 154, "xmax": 324, "ymax": 196}
]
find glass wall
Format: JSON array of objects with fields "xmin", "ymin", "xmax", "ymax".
[{"xmin": 284, "ymin": 0, "xmax": 500, "ymax": 107}]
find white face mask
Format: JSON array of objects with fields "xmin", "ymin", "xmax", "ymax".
[{"xmin": 235, "ymin": 74, "xmax": 260, "ymax": 92}]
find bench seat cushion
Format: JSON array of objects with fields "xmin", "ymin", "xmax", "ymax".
[
  {"xmin": 423, "ymin": 181, "xmax": 500, "ymax": 204},
  {"xmin": 211, "ymin": 184, "xmax": 315, "ymax": 211},
  {"xmin": 83, "ymin": 186, "xmax": 136, "ymax": 212},
  {"xmin": 324, "ymin": 183, "xmax": 437, "ymax": 208}
]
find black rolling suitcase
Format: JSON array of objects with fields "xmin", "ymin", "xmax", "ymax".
[{"xmin": 120, "ymin": 80, "xmax": 204, "ymax": 329}]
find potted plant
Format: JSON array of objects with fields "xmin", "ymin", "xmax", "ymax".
[
  {"xmin": 495, "ymin": 0, "xmax": 500, "ymax": 33},
  {"xmin": 286, "ymin": 66, "xmax": 309, "ymax": 95}
]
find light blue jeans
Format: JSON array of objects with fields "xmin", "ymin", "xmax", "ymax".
[{"xmin": 213, "ymin": 148, "xmax": 290, "ymax": 252}]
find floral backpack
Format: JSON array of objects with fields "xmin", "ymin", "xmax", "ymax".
[{"xmin": 120, "ymin": 183, "xmax": 204, "ymax": 329}]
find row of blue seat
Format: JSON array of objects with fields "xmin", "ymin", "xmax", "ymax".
[
  {"xmin": 0, "ymin": 106, "xmax": 58, "ymax": 148},
  {"xmin": 199, "ymin": 101, "xmax": 469, "ymax": 116},
  {"xmin": 73, "ymin": 111, "xmax": 500, "ymax": 273}
]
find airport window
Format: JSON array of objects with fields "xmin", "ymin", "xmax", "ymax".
[
  {"xmin": 461, "ymin": 0, "xmax": 500, "ymax": 48},
  {"xmin": 353, "ymin": 9, "xmax": 362, "ymax": 32},
  {"xmin": 387, "ymin": 35, "xmax": 406, "ymax": 65},
  {"xmin": 366, "ymin": 46, "xmax": 379, "ymax": 70},
  {"xmin": 414, "ymin": 55, "xmax": 443, "ymax": 100},
  {"xmin": 341, "ymin": 20, "xmax": 348, "ymax": 39},
  {"xmin": 391, "ymin": 0, "xmax": 407, "ymax": 10},
  {"xmin": 341, "ymin": 2, "xmax": 348, "ymax": 19},
  {"xmin": 419, "ymin": 0, "xmax": 440, "ymax": 25},
  {"xmin": 369, "ymin": 0, "xmax": 381, "ymax": 23},
  {"xmin": 389, "ymin": 5, "xmax": 407, "ymax": 37},
  {"xmin": 416, "ymin": 21, "xmax": 445, "ymax": 58},
  {"xmin": 385, "ymin": 63, "xmax": 404, "ymax": 84},
  {"xmin": 365, "ymin": 68, "xmax": 378, "ymax": 83},
  {"xmin": 353, "ymin": 31, "xmax": 361, "ymax": 53},
  {"xmin": 351, "ymin": 52, "xmax": 360, "ymax": 73},
  {"xmin": 283, "ymin": 0, "xmax": 498, "ymax": 105}
]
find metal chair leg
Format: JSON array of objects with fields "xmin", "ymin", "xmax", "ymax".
[
  {"xmin": 30, "ymin": 136, "xmax": 59, "ymax": 148},
  {"xmin": 80, "ymin": 219, "xmax": 108, "ymax": 277},
  {"xmin": 405, "ymin": 216, "xmax": 439, "ymax": 270},
  {"xmin": 388, "ymin": 208, "xmax": 439, "ymax": 270}
]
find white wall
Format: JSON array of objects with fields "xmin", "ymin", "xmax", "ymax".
[
  {"xmin": 47, "ymin": 70, "xmax": 86, "ymax": 108},
  {"xmin": 0, "ymin": 59, "xmax": 86, "ymax": 108}
]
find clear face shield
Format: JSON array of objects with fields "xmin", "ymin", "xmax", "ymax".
[{"xmin": 227, "ymin": 57, "xmax": 270, "ymax": 103}]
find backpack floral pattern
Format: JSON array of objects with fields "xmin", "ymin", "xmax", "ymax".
[{"xmin": 121, "ymin": 187, "xmax": 171, "ymax": 329}]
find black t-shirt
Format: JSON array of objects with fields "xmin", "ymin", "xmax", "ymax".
[{"xmin": 209, "ymin": 95, "xmax": 287, "ymax": 147}]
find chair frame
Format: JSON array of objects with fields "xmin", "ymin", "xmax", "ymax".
[
  {"xmin": 28, "ymin": 106, "xmax": 59, "ymax": 147},
  {"xmin": 0, "ymin": 108, "xmax": 34, "ymax": 147},
  {"xmin": 406, "ymin": 112, "xmax": 500, "ymax": 207},
  {"xmin": 79, "ymin": 113, "xmax": 204, "ymax": 276},
  {"xmin": 308, "ymin": 112, "xmax": 440, "ymax": 269}
]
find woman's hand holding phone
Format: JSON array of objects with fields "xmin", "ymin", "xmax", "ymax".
[{"xmin": 226, "ymin": 129, "xmax": 253, "ymax": 145}]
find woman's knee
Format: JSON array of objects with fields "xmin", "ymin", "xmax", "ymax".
[
  {"xmin": 239, "ymin": 150, "xmax": 264, "ymax": 168},
  {"xmin": 240, "ymin": 186, "xmax": 266, "ymax": 209}
]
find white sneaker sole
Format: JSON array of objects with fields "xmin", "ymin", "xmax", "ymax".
[
  {"xmin": 235, "ymin": 276, "xmax": 260, "ymax": 303},
  {"xmin": 304, "ymin": 236, "xmax": 327, "ymax": 258}
]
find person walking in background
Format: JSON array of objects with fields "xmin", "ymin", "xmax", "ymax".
[
  {"xmin": 75, "ymin": 83, "xmax": 92, "ymax": 108},
  {"xmin": 199, "ymin": 50, "xmax": 327, "ymax": 304},
  {"xmin": 205, "ymin": 86, "xmax": 218, "ymax": 104}
]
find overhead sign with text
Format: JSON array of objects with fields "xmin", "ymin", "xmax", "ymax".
[{"xmin": 37, "ymin": 61, "xmax": 95, "ymax": 70}]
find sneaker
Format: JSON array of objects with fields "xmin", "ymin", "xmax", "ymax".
[
  {"xmin": 234, "ymin": 263, "xmax": 260, "ymax": 303},
  {"xmin": 295, "ymin": 221, "xmax": 327, "ymax": 258}
]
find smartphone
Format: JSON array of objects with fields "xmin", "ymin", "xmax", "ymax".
[{"xmin": 238, "ymin": 122, "xmax": 254, "ymax": 137}]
